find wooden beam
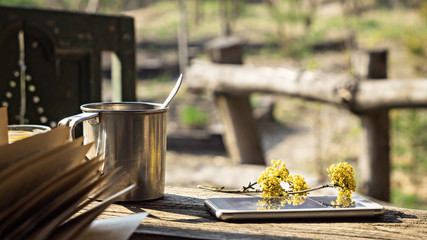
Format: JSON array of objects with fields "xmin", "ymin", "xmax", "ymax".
[{"xmin": 185, "ymin": 60, "xmax": 427, "ymax": 111}]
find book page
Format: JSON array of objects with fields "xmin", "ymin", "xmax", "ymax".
[
  {"xmin": 0, "ymin": 126, "xmax": 69, "ymax": 171},
  {"xmin": 0, "ymin": 155, "xmax": 104, "ymax": 229},
  {"xmin": 82, "ymin": 212, "xmax": 148, "ymax": 240},
  {"xmin": 0, "ymin": 119, "xmax": 139, "ymax": 240},
  {"xmin": 0, "ymin": 141, "xmax": 91, "ymax": 211},
  {"xmin": 35, "ymin": 185, "xmax": 136, "ymax": 240},
  {"xmin": 5, "ymin": 158, "xmax": 108, "ymax": 239}
]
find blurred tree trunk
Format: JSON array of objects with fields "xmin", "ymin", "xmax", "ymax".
[
  {"xmin": 230, "ymin": 0, "xmax": 242, "ymax": 33},
  {"xmin": 302, "ymin": 0, "xmax": 317, "ymax": 33},
  {"xmin": 264, "ymin": 0, "xmax": 286, "ymax": 41},
  {"xmin": 194, "ymin": 0, "xmax": 203, "ymax": 26},
  {"xmin": 177, "ymin": 0, "xmax": 189, "ymax": 73},
  {"xmin": 219, "ymin": 0, "xmax": 242, "ymax": 36},
  {"xmin": 85, "ymin": 0, "xmax": 100, "ymax": 13},
  {"xmin": 219, "ymin": 0, "xmax": 231, "ymax": 36},
  {"xmin": 341, "ymin": 0, "xmax": 361, "ymax": 50}
]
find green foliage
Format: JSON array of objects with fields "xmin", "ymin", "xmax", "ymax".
[
  {"xmin": 281, "ymin": 37, "xmax": 313, "ymax": 60},
  {"xmin": 404, "ymin": 28, "xmax": 427, "ymax": 57},
  {"xmin": 245, "ymin": 45, "xmax": 286, "ymax": 60},
  {"xmin": 262, "ymin": 0, "xmax": 317, "ymax": 60},
  {"xmin": 402, "ymin": 26, "xmax": 427, "ymax": 76},
  {"xmin": 153, "ymin": 74, "xmax": 171, "ymax": 83},
  {"xmin": 305, "ymin": 59, "xmax": 317, "ymax": 70},
  {"xmin": 283, "ymin": 30, "xmax": 325, "ymax": 59},
  {"xmin": 266, "ymin": 0, "xmax": 314, "ymax": 25},
  {"xmin": 179, "ymin": 105, "xmax": 208, "ymax": 128},
  {"xmin": 391, "ymin": 189, "xmax": 427, "ymax": 210},
  {"xmin": 1, "ymin": 0, "xmax": 45, "ymax": 7},
  {"xmin": 420, "ymin": 1, "xmax": 427, "ymax": 24},
  {"xmin": 346, "ymin": 9, "xmax": 426, "ymax": 47},
  {"xmin": 391, "ymin": 109, "xmax": 427, "ymax": 175}
]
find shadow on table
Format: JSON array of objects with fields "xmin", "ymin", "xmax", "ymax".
[{"xmin": 129, "ymin": 225, "xmax": 308, "ymax": 240}]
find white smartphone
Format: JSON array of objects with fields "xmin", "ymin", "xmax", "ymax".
[{"xmin": 204, "ymin": 195, "xmax": 384, "ymax": 221}]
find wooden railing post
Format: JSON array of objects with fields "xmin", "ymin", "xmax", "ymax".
[
  {"xmin": 205, "ymin": 37, "xmax": 265, "ymax": 165},
  {"xmin": 352, "ymin": 48, "xmax": 390, "ymax": 201},
  {"xmin": 214, "ymin": 92, "xmax": 265, "ymax": 165}
]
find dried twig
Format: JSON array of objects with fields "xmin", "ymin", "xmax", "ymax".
[
  {"xmin": 197, "ymin": 182, "xmax": 261, "ymax": 193},
  {"xmin": 198, "ymin": 182, "xmax": 336, "ymax": 194}
]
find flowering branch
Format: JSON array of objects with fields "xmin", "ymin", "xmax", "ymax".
[
  {"xmin": 198, "ymin": 160, "xmax": 357, "ymax": 207},
  {"xmin": 286, "ymin": 183, "xmax": 335, "ymax": 195},
  {"xmin": 198, "ymin": 182, "xmax": 336, "ymax": 194}
]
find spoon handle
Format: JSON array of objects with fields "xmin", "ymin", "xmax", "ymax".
[{"xmin": 161, "ymin": 74, "xmax": 183, "ymax": 108}]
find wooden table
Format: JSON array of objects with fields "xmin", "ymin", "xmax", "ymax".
[{"xmin": 98, "ymin": 186, "xmax": 426, "ymax": 239}]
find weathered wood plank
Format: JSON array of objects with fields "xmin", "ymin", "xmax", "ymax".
[
  {"xmin": 95, "ymin": 186, "xmax": 427, "ymax": 240},
  {"xmin": 185, "ymin": 61, "xmax": 427, "ymax": 112}
]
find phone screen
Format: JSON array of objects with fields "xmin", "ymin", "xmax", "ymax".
[
  {"xmin": 211, "ymin": 196, "xmax": 360, "ymax": 211},
  {"xmin": 205, "ymin": 196, "xmax": 384, "ymax": 220}
]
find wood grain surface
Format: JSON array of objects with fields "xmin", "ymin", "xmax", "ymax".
[
  {"xmin": 94, "ymin": 186, "xmax": 427, "ymax": 239},
  {"xmin": 185, "ymin": 60, "xmax": 427, "ymax": 112}
]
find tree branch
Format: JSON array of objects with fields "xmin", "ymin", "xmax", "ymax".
[{"xmin": 198, "ymin": 183, "xmax": 336, "ymax": 194}]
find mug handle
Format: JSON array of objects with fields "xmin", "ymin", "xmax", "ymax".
[{"xmin": 58, "ymin": 112, "xmax": 99, "ymax": 139}]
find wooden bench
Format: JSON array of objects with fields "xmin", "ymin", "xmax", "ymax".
[{"xmin": 97, "ymin": 186, "xmax": 427, "ymax": 239}]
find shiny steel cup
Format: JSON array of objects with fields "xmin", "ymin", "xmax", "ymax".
[
  {"xmin": 59, "ymin": 102, "xmax": 167, "ymax": 201},
  {"xmin": 8, "ymin": 124, "xmax": 51, "ymax": 143}
]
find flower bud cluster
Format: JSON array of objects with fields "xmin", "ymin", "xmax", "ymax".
[
  {"xmin": 327, "ymin": 162, "xmax": 357, "ymax": 206},
  {"xmin": 257, "ymin": 160, "xmax": 310, "ymax": 198}
]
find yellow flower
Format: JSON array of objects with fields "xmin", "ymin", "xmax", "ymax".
[
  {"xmin": 327, "ymin": 162, "xmax": 356, "ymax": 206},
  {"xmin": 286, "ymin": 174, "xmax": 310, "ymax": 196},
  {"xmin": 258, "ymin": 160, "xmax": 289, "ymax": 197},
  {"xmin": 258, "ymin": 160, "xmax": 311, "ymax": 198}
]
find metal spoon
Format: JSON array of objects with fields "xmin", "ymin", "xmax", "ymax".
[{"xmin": 160, "ymin": 74, "xmax": 183, "ymax": 108}]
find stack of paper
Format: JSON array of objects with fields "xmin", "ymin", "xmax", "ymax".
[{"xmin": 0, "ymin": 108, "xmax": 146, "ymax": 240}]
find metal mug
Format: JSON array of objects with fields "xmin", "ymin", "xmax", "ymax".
[
  {"xmin": 59, "ymin": 102, "xmax": 167, "ymax": 201},
  {"xmin": 8, "ymin": 124, "xmax": 51, "ymax": 143}
]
